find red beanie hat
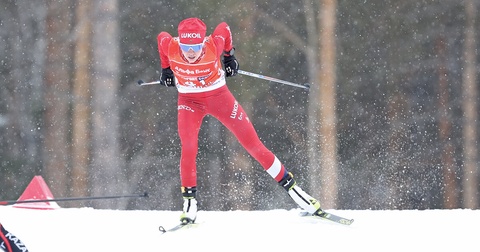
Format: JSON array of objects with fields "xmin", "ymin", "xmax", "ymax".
[{"xmin": 178, "ymin": 17, "xmax": 207, "ymax": 44}]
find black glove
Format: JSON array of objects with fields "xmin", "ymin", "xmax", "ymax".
[
  {"xmin": 223, "ymin": 52, "xmax": 239, "ymax": 77},
  {"xmin": 161, "ymin": 67, "xmax": 175, "ymax": 87}
]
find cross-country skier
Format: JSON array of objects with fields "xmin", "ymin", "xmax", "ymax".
[
  {"xmin": 0, "ymin": 223, "xmax": 29, "ymax": 252},
  {"xmin": 157, "ymin": 17, "xmax": 322, "ymax": 223}
]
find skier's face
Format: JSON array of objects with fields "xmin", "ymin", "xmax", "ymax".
[{"xmin": 180, "ymin": 43, "xmax": 203, "ymax": 63}]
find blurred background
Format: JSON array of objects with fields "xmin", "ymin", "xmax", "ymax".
[{"xmin": 0, "ymin": 0, "xmax": 478, "ymax": 211}]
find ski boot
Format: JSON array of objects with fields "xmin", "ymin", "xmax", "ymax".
[
  {"xmin": 279, "ymin": 172, "xmax": 323, "ymax": 215},
  {"xmin": 180, "ymin": 186, "xmax": 197, "ymax": 224}
]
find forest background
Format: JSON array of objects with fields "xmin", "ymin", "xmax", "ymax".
[{"xmin": 0, "ymin": 0, "xmax": 478, "ymax": 211}]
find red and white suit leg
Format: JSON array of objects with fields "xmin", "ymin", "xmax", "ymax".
[{"xmin": 207, "ymin": 87, "xmax": 287, "ymax": 182}]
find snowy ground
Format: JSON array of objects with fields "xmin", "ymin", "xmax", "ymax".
[{"xmin": 0, "ymin": 206, "xmax": 477, "ymax": 251}]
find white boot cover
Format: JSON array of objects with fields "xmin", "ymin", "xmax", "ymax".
[
  {"xmin": 288, "ymin": 185, "xmax": 321, "ymax": 214},
  {"xmin": 180, "ymin": 198, "xmax": 197, "ymax": 223}
]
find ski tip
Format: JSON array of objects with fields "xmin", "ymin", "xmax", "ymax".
[
  {"xmin": 159, "ymin": 226, "xmax": 166, "ymax": 233},
  {"xmin": 137, "ymin": 79, "xmax": 145, "ymax": 85}
]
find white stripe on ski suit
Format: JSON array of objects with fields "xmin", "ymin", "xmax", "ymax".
[{"xmin": 266, "ymin": 156, "xmax": 281, "ymax": 179}]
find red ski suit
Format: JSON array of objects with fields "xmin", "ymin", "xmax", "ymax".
[{"xmin": 157, "ymin": 22, "xmax": 287, "ymax": 187}]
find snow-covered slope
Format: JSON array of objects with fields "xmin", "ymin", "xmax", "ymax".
[{"xmin": 0, "ymin": 206, "xmax": 477, "ymax": 251}]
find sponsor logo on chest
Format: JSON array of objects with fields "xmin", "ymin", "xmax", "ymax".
[{"xmin": 174, "ymin": 66, "xmax": 211, "ymax": 75}]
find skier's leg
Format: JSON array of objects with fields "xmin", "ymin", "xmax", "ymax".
[
  {"xmin": 209, "ymin": 88, "xmax": 321, "ymax": 214},
  {"xmin": 177, "ymin": 96, "xmax": 206, "ymax": 222},
  {"xmin": 208, "ymin": 88, "xmax": 286, "ymax": 180}
]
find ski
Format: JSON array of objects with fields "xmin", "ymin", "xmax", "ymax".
[
  {"xmin": 159, "ymin": 221, "xmax": 199, "ymax": 234},
  {"xmin": 301, "ymin": 211, "xmax": 354, "ymax": 225},
  {"xmin": 315, "ymin": 211, "xmax": 354, "ymax": 225}
]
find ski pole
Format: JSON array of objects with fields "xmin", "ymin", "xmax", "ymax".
[
  {"xmin": 0, "ymin": 192, "xmax": 148, "ymax": 206},
  {"xmin": 137, "ymin": 71, "xmax": 311, "ymax": 90},
  {"xmin": 137, "ymin": 79, "xmax": 162, "ymax": 86},
  {"xmin": 238, "ymin": 70, "xmax": 310, "ymax": 90}
]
